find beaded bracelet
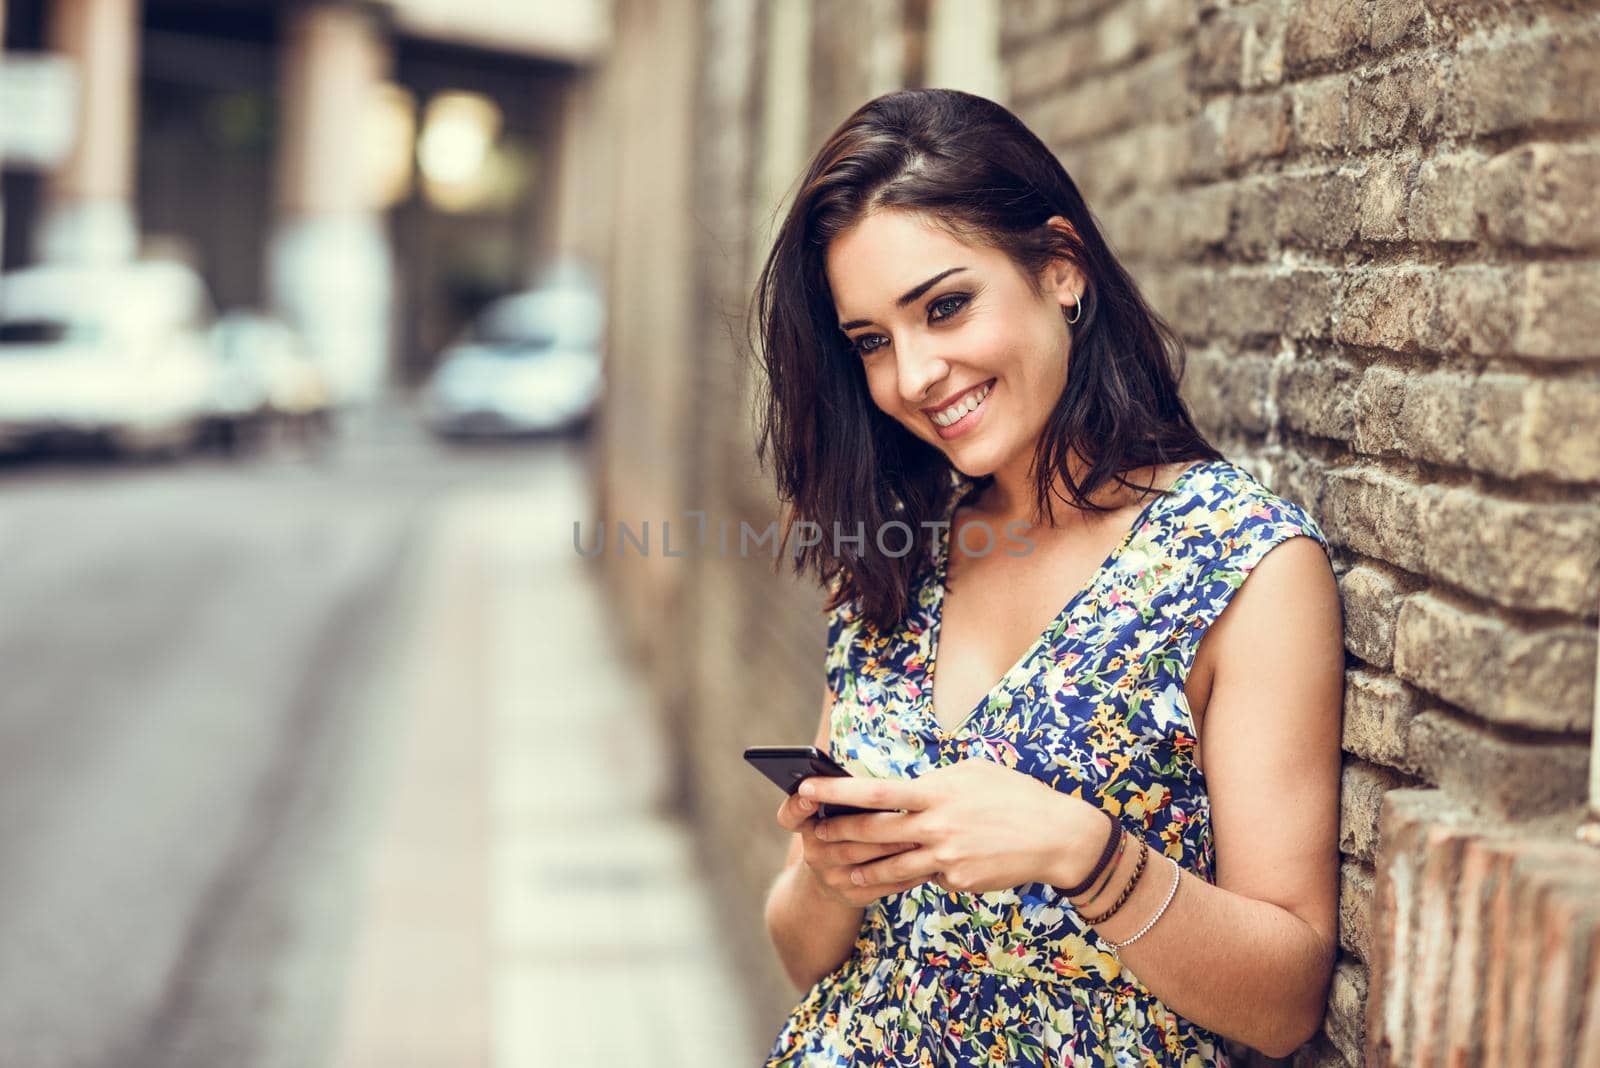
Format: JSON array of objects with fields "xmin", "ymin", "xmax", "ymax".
[
  {"xmin": 1080, "ymin": 837, "xmax": 1147, "ymax": 925},
  {"xmin": 1108, "ymin": 854, "xmax": 1183, "ymax": 953},
  {"xmin": 1060, "ymin": 810, "xmax": 1122, "ymax": 898},
  {"xmin": 1078, "ymin": 827, "xmax": 1129, "ymax": 909}
]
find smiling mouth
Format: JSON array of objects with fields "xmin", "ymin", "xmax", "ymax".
[{"xmin": 928, "ymin": 379, "xmax": 995, "ymax": 428}]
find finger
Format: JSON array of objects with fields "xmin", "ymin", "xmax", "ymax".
[
  {"xmin": 850, "ymin": 875, "xmax": 928, "ymax": 906},
  {"xmin": 808, "ymin": 839, "xmax": 918, "ymax": 867},
  {"xmin": 848, "ymin": 847, "xmax": 941, "ymax": 888},
  {"xmin": 813, "ymin": 810, "xmax": 914, "ymax": 845},
  {"xmin": 798, "ymin": 775, "xmax": 925, "ymax": 813},
  {"xmin": 774, "ymin": 793, "xmax": 817, "ymax": 832}
]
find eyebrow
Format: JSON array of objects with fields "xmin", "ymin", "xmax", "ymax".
[{"xmin": 838, "ymin": 266, "xmax": 969, "ymax": 331}]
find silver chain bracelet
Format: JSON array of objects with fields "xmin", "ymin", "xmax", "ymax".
[{"xmin": 1108, "ymin": 854, "xmax": 1182, "ymax": 952}]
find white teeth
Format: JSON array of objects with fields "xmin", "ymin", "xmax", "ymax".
[{"xmin": 932, "ymin": 381, "xmax": 992, "ymax": 427}]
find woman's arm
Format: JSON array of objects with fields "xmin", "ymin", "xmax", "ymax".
[
  {"xmin": 807, "ymin": 534, "xmax": 1344, "ymax": 1057},
  {"xmin": 762, "ymin": 687, "xmax": 871, "ymax": 990},
  {"xmin": 1060, "ymin": 535, "xmax": 1343, "ymax": 1056}
]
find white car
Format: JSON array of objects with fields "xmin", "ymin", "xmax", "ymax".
[
  {"xmin": 205, "ymin": 310, "xmax": 331, "ymax": 453},
  {"xmin": 0, "ymin": 261, "xmax": 220, "ymax": 457},
  {"xmin": 421, "ymin": 279, "xmax": 604, "ymax": 439}
]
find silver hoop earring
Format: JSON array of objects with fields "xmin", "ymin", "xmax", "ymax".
[{"xmin": 1064, "ymin": 293, "xmax": 1083, "ymax": 325}]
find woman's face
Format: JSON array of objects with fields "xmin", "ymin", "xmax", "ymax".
[{"xmin": 825, "ymin": 208, "xmax": 1084, "ymax": 483}]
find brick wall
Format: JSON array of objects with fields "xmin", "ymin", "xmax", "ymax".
[
  {"xmin": 594, "ymin": 0, "xmax": 1600, "ymax": 1062},
  {"xmin": 999, "ymin": 1, "xmax": 1600, "ymax": 1063}
]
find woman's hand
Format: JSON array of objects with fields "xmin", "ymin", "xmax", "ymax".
[
  {"xmin": 798, "ymin": 758, "xmax": 1109, "ymax": 895},
  {"xmin": 774, "ymin": 792, "xmax": 926, "ymax": 908}
]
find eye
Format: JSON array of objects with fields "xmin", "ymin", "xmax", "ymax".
[
  {"xmin": 847, "ymin": 293, "xmax": 971, "ymax": 359},
  {"xmin": 929, "ymin": 293, "xmax": 970, "ymax": 321},
  {"xmin": 851, "ymin": 333, "xmax": 887, "ymax": 357}
]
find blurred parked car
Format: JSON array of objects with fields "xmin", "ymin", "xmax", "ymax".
[
  {"xmin": 420, "ymin": 275, "xmax": 604, "ymax": 440},
  {"xmin": 0, "ymin": 260, "xmax": 219, "ymax": 458},
  {"xmin": 205, "ymin": 310, "xmax": 332, "ymax": 454}
]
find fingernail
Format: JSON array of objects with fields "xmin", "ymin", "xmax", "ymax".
[
  {"xmin": 798, "ymin": 782, "xmax": 816, "ymax": 799},
  {"xmin": 798, "ymin": 797, "xmax": 813, "ymax": 812},
  {"xmin": 850, "ymin": 869, "xmax": 865, "ymax": 886}
]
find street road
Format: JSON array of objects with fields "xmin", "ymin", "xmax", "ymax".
[{"xmin": 0, "ymin": 414, "xmax": 580, "ymax": 1068}]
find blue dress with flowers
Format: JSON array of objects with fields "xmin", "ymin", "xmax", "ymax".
[{"xmin": 766, "ymin": 458, "xmax": 1332, "ymax": 1067}]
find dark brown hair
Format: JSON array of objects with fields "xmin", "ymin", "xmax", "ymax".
[{"xmin": 748, "ymin": 88, "xmax": 1220, "ymax": 632}]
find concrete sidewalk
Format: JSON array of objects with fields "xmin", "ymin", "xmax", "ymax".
[{"xmin": 330, "ymin": 453, "xmax": 758, "ymax": 1066}]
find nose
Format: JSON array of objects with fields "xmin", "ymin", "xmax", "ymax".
[{"xmin": 895, "ymin": 335, "xmax": 951, "ymax": 409}]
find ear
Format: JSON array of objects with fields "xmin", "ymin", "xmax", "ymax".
[{"xmin": 1039, "ymin": 215, "xmax": 1086, "ymax": 307}]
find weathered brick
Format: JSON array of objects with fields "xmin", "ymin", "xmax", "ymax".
[
  {"xmin": 1519, "ymin": 379, "xmax": 1600, "ymax": 483},
  {"xmin": 1046, "ymin": 49, "xmax": 1191, "ymax": 144},
  {"xmin": 1340, "ymin": 858, "xmax": 1375, "ymax": 964},
  {"xmin": 1369, "ymin": 0, "xmax": 1428, "ymax": 52},
  {"xmin": 1393, "ymin": 591, "xmax": 1597, "ymax": 731},
  {"xmin": 1100, "ymin": 193, "xmax": 1170, "ymax": 260},
  {"xmin": 1099, "ymin": 0, "xmax": 1194, "ymax": 69},
  {"xmin": 1280, "ymin": 356, "xmax": 1359, "ymax": 440},
  {"xmin": 1516, "ymin": 262, "xmax": 1600, "ymax": 361},
  {"xmin": 1224, "ymin": 91, "xmax": 1292, "ymax": 168},
  {"xmin": 1008, "ymin": 25, "xmax": 1095, "ymax": 101},
  {"xmin": 1163, "ymin": 266, "xmax": 1215, "ymax": 341},
  {"xmin": 1354, "ymin": 365, "xmax": 1470, "ymax": 466},
  {"xmin": 1325, "ymin": 956, "xmax": 1369, "ymax": 1064},
  {"xmin": 1334, "ymin": 267, "xmax": 1436, "ymax": 352},
  {"xmin": 1461, "ymin": 373, "xmax": 1533, "ymax": 479},
  {"xmin": 1500, "ymin": 855, "xmax": 1598, "ymax": 1065},
  {"xmin": 1405, "ymin": 708, "xmax": 1589, "ymax": 818},
  {"xmin": 1442, "ymin": 835, "xmax": 1515, "ymax": 1068},
  {"xmin": 1183, "ymin": 345, "xmax": 1275, "ymax": 434},
  {"xmin": 1530, "ymin": 871, "xmax": 1600, "ymax": 1067},
  {"xmin": 1357, "ymin": 155, "xmax": 1410, "ymax": 241},
  {"xmin": 1133, "ymin": 123, "xmax": 1191, "ymax": 192},
  {"xmin": 1339, "ymin": 566, "xmax": 1408, "ymax": 670},
  {"xmin": 1228, "ymin": 177, "xmax": 1276, "ymax": 258},
  {"xmin": 1285, "ymin": 0, "xmax": 1366, "ymax": 73},
  {"xmin": 1407, "ymin": 817, "xmax": 1485, "ymax": 1067},
  {"xmin": 1239, "ymin": 3, "xmax": 1286, "ymax": 90},
  {"xmin": 1350, "ymin": 367, "xmax": 1600, "ymax": 485},
  {"xmin": 1420, "ymin": 488, "xmax": 1600, "ymax": 615},
  {"xmin": 1295, "ymin": 1032, "xmax": 1356, "ymax": 1067},
  {"xmin": 1340, "ymin": 759, "xmax": 1405, "ymax": 862},
  {"xmin": 1453, "ymin": 27, "xmax": 1600, "ymax": 137},
  {"xmin": 1177, "ymin": 183, "xmax": 1234, "ymax": 255},
  {"xmin": 1192, "ymin": 10, "xmax": 1245, "ymax": 90},
  {"xmin": 1432, "ymin": 265, "xmax": 1520, "ymax": 356},
  {"xmin": 1184, "ymin": 103, "xmax": 1227, "ymax": 181},
  {"xmin": 1349, "ymin": 53, "xmax": 1448, "ymax": 149},
  {"xmin": 1284, "ymin": 268, "xmax": 1339, "ymax": 338},
  {"xmin": 1407, "ymin": 150, "xmax": 1480, "ymax": 243},
  {"xmin": 1342, "ymin": 669, "xmax": 1422, "ymax": 773},
  {"xmin": 1291, "ymin": 73, "xmax": 1349, "ymax": 152},
  {"xmin": 1000, "ymin": 0, "xmax": 1075, "ymax": 46},
  {"xmin": 1479, "ymin": 840, "xmax": 1527, "ymax": 1067},
  {"xmin": 1482, "ymin": 143, "xmax": 1600, "ymax": 252},
  {"xmin": 1321, "ymin": 466, "xmax": 1429, "ymax": 574},
  {"xmin": 1210, "ymin": 269, "xmax": 1295, "ymax": 343},
  {"xmin": 1276, "ymin": 169, "xmax": 1361, "ymax": 248},
  {"xmin": 1366, "ymin": 789, "xmax": 1476, "ymax": 1067}
]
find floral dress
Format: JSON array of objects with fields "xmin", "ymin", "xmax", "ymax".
[{"xmin": 766, "ymin": 458, "xmax": 1332, "ymax": 1067}]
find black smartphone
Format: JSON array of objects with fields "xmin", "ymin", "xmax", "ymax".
[{"xmin": 743, "ymin": 745, "xmax": 882, "ymax": 818}]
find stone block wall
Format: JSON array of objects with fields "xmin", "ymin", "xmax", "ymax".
[{"xmin": 999, "ymin": 3, "xmax": 1600, "ymax": 1060}]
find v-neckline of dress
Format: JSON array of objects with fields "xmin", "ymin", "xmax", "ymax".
[{"xmin": 921, "ymin": 460, "xmax": 1209, "ymax": 737}]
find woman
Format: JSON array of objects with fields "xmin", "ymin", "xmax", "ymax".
[{"xmin": 751, "ymin": 89, "xmax": 1343, "ymax": 1066}]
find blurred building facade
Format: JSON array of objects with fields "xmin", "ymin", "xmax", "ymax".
[
  {"xmin": 590, "ymin": 0, "xmax": 1600, "ymax": 1064},
  {"xmin": 0, "ymin": 0, "xmax": 613, "ymax": 401}
]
